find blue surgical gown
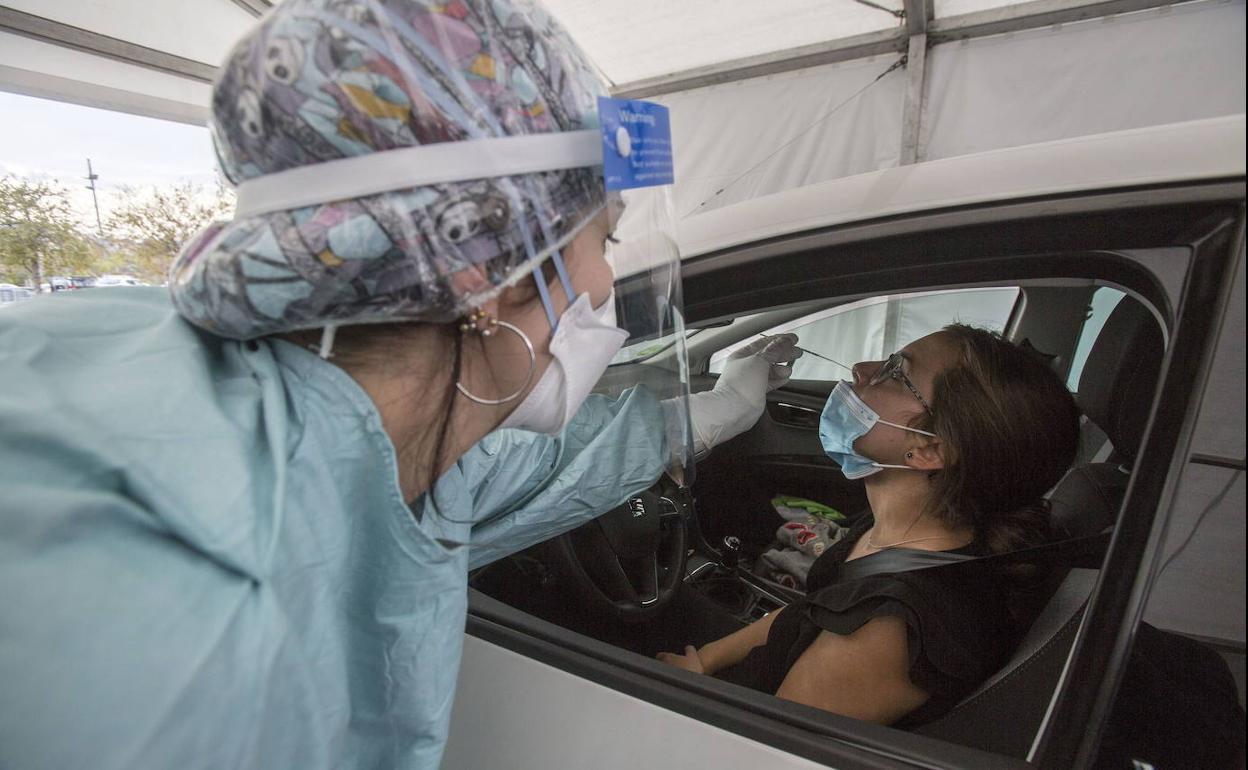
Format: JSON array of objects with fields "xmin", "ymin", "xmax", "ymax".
[{"xmin": 0, "ymin": 288, "xmax": 669, "ymax": 769}]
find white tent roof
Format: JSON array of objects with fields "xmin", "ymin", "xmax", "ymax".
[{"xmin": 0, "ymin": 0, "xmax": 1200, "ymax": 123}]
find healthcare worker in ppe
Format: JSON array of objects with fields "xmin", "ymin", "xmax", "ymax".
[{"xmin": 0, "ymin": 1, "xmax": 800, "ymax": 769}]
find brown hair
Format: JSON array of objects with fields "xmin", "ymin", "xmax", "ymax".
[{"xmin": 912, "ymin": 324, "xmax": 1081, "ymax": 556}]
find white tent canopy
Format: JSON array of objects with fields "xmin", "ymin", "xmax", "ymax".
[{"xmin": 1, "ymin": 0, "xmax": 1244, "ymax": 648}]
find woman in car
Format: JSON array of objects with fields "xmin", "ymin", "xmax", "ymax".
[{"xmin": 658, "ymin": 324, "xmax": 1080, "ymax": 727}]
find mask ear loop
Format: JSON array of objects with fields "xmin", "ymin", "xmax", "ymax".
[
  {"xmin": 872, "ymin": 422, "xmax": 939, "ymax": 470},
  {"xmin": 531, "ymin": 251, "xmax": 573, "ymax": 336},
  {"xmin": 876, "ymin": 419, "xmax": 937, "ymax": 437},
  {"xmin": 532, "ymin": 269, "xmax": 559, "ymax": 333}
]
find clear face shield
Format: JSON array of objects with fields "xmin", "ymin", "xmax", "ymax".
[
  {"xmin": 186, "ymin": 89, "xmax": 693, "ymax": 481},
  {"xmin": 595, "ymin": 99, "xmax": 694, "ymax": 487}
]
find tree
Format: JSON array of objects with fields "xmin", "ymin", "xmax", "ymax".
[
  {"xmin": 106, "ymin": 181, "xmax": 235, "ymax": 285},
  {"xmin": 0, "ymin": 176, "xmax": 93, "ymax": 290}
]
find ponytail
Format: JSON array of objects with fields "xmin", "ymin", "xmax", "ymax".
[
  {"xmin": 915, "ymin": 325, "xmax": 1080, "ymax": 626},
  {"xmin": 980, "ymin": 499, "xmax": 1053, "ymax": 556}
]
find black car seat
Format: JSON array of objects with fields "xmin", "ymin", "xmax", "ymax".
[
  {"xmin": 914, "ymin": 296, "xmax": 1165, "ymax": 757},
  {"xmin": 1050, "ymin": 297, "xmax": 1165, "ymax": 539}
]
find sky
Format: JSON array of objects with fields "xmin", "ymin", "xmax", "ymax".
[{"xmin": 0, "ymin": 91, "xmax": 222, "ymax": 227}]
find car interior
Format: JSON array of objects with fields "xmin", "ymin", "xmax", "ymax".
[{"xmin": 469, "ymin": 265, "xmax": 1169, "ymax": 755}]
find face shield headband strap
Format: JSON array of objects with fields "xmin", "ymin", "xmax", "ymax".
[
  {"xmin": 232, "ymin": 130, "xmax": 603, "ymax": 219},
  {"xmin": 531, "ymin": 250, "xmax": 577, "ymax": 336}
]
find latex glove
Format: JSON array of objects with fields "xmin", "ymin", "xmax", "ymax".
[
  {"xmin": 684, "ymin": 333, "xmax": 803, "ymax": 454},
  {"xmin": 730, "ymin": 333, "xmax": 803, "ymax": 390}
]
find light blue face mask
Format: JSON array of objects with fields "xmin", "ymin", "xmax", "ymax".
[{"xmin": 819, "ymin": 380, "xmax": 937, "ymax": 479}]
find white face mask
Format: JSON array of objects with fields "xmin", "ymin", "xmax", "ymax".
[{"xmin": 500, "ymin": 291, "xmax": 627, "ymax": 435}]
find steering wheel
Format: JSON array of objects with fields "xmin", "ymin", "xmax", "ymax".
[{"xmin": 550, "ymin": 474, "xmax": 691, "ymax": 621}]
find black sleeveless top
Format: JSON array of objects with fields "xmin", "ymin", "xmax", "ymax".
[{"xmin": 720, "ymin": 515, "xmax": 1018, "ymax": 727}]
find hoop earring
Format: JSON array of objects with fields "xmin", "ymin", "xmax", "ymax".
[{"xmin": 455, "ymin": 316, "xmax": 537, "ymax": 406}]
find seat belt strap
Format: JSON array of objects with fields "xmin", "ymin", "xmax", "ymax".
[{"xmin": 834, "ymin": 531, "xmax": 1111, "ymax": 584}]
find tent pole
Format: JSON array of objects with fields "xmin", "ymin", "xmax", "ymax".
[
  {"xmin": 0, "ymin": 64, "xmax": 210, "ymax": 126},
  {"xmin": 0, "ymin": 6, "xmax": 215, "ymax": 83},
  {"xmin": 899, "ymin": 33, "xmax": 928, "ymax": 165},
  {"xmin": 899, "ymin": 0, "xmax": 931, "ymax": 165},
  {"xmin": 228, "ymin": 0, "xmax": 273, "ymax": 18},
  {"xmin": 612, "ymin": 29, "xmax": 906, "ymax": 100}
]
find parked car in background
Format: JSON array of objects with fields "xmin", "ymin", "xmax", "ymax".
[
  {"xmin": 0, "ymin": 284, "xmax": 34, "ymax": 306},
  {"xmin": 94, "ymin": 274, "xmax": 144, "ymax": 287}
]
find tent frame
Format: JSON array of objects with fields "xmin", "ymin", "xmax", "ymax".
[{"xmin": 0, "ymin": 0, "xmax": 1202, "ymax": 131}]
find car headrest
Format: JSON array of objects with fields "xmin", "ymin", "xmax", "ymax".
[{"xmin": 1075, "ymin": 298, "xmax": 1164, "ymax": 463}]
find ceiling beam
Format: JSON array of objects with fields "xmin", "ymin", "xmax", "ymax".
[
  {"xmin": 928, "ymin": 0, "xmax": 1191, "ymax": 43},
  {"xmin": 613, "ymin": 0, "xmax": 1201, "ymax": 99},
  {"xmin": 0, "ymin": 5, "xmax": 217, "ymax": 83},
  {"xmin": 228, "ymin": 0, "xmax": 273, "ymax": 19},
  {"xmin": 612, "ymin": 28, "xmax": 906, "ymax": 100},
  {"xmin": 0, "ymin": 63, "xmax": 209, "ymax": 125}
]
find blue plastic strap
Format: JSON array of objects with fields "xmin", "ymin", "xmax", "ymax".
[
  {"xmin": 550, "ymin": 250, "xmax": 575, "ymax": 304},
  {"xmin": 533, "ymin": 268, "xmax": 559, "ymax": 333}
]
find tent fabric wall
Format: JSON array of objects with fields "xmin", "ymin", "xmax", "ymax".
[
  {"xmin": 920, "ymin": 0, "xmax": 1247, "ymax": 160},
  {"xmin": 1146, "ymin": 466, "xmax": 1246, "ymax": 643},
  {"xmin": 1144, "ymin": 250, "xmax": 1246, "ymax": 644},
  {"xmin": 649, "ymin": 0, "xmax": 1244, "ymax": 231},
  {"xmin": 654, "ymin": 55, "xmax": 907, "ymax": 219}
]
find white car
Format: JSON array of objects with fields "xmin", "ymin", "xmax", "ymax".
[
  {"xmin": 445, "ymin": 116, "xmax": 1246, "ymax": 769},
  {"xmin": 0, "ymin": 284, "xmax": 33, "ymax": 306},
  {"xmin": 94, "ymin": 274, "xmax": 144, "ymax": 287}
]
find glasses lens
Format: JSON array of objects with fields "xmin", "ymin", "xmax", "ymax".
[{"xmin": 869, "ymin": 353, "xmax": 900, "ymax": 386}]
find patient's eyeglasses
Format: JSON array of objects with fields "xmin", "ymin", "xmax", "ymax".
[{"xmin": 868, "ymin": 353, "xmax": 933, "ymax": 414}]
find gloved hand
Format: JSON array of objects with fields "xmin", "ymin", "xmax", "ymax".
[
  {"xmin": 684, "ymin": 334, "xmax": 803, "ymax": 454},
  {"xmin": 728, "ymin": 334, "xmax": 803, "ymax": 390}
]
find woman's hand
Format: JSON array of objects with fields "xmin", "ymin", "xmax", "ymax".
[{"xmin": 656, "ymin": 645, "xmax": 705, "ymax": 674}]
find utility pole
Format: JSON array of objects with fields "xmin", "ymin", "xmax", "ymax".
[{"xmin": 85, "ymin": 158, "xmax": 102, "ymax": 234}]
